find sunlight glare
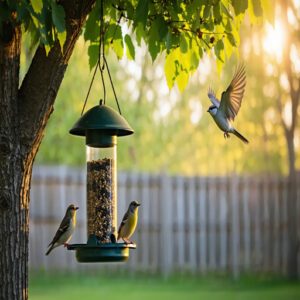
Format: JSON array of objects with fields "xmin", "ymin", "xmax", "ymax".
[
  {"xmin": 283, "ymin": 101, "xmax": 292, "ymax": 128},
  {"xmin": 263, "ymin": 20, "xmax": 285, "ymax": 62},
  {"xmin": 189, "ymin": 98, "xmax": 202, "ymax": 124}
]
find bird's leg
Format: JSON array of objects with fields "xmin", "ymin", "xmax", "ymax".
[
  {"xmin": 224, "ymin": 132, "xmax": 230, "ymax": 139},
  {"xmin": 122, "ymin": 238, "xmax": 132, "ymax": 244}
]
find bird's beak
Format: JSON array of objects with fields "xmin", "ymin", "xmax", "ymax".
[
  {"xmin": 137, "ymin": 203, "xmax": 141, "ymax": 207},
  {"xmin": 75, "ymin": 207, "xmax": 79, "ymax": 210}
]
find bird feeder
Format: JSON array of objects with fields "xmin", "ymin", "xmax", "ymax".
[{"xmin": 67, "ymin": 101, "xmax": 135, "ymax": 262}]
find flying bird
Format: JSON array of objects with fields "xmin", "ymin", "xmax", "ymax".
[
  {"xmin": 45, "ymin": 204, "xmax": 79, "ymax": 255},
  {"xmin": 207, "ymin": 64, "xmax": 249, "ymax": 144},
  {"xmin": 117, "ymin": 201, "xmax": 140, "ymax": 244}
]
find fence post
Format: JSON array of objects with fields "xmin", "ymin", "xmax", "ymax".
[
  {"xmin": 199, "ymin": 177, "xmax": 207, "ymax": 273},
  {"xmin": 160, "ymin": 173, "xmax": 173, "ymax": 276},
  {"xmin": 231, "ymin": 175, "xmax": 240, "ymax": 279},
  {"xmin": 175, "ymin": 176, "xmax": 185, "ymax": 269}
]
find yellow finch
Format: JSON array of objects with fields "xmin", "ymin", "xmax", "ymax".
[
  {"xmin": 117, "ymin": 201, "xmax": 140, "ymax": 244},
  {"xmin": 45, "ymin": 204, "xmax": 79, "ymax": 255}
]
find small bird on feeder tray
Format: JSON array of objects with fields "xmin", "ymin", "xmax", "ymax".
[
  {"xmin": 117, "ymin": 201, "xmax": 141, "ymax": 244},
  {"xmin": 45, "ymin": 204, "xmax": 79, "ymax": 255},
  {"xmin": 207, "ymin": 64, "xmax": 249, "ymax": 144}
]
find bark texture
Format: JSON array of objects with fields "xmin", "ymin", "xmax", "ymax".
[{"xmin": 0, "ymin": 1, "xmax": 95, "ymax": 299}]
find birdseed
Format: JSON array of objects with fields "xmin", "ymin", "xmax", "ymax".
[{"xmin": 87, "ymin": 158, "xmax": 116, "ymax": 243}]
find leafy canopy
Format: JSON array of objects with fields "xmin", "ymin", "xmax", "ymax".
[{"xmin": 1, "ymin": 0, "xmax": 273, "ymax": 91}]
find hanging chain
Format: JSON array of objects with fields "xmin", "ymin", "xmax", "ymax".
[
  {"xmin": 98, "ymin": 0, "xmax": 106, "ymax": 105},
  {"xmin": 81, "ymin": 0, "xmax": 122, "ymax": 116}
]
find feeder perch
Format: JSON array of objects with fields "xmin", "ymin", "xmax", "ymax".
[{"xmin": 67, "ymin": 101, "xmax": 135, "ymax": 262}]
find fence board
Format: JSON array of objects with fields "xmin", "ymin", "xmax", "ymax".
[
  {"xmin": 174, "ymin": 176, "xmax": 185, "ymax": 269},
  {"xmin": 241, "ymin": 177, "xmax": 250, "ymax": 270},
  {"xmin": 231, "ymin": 175, "xmax": 240, "ymax": 278},
  {"xmin": 208, "ymin": 178, "xmax": 217, "ymax": 271},
  {"xmin": 219, "ymin": 178, "xmax": 228, "ymax": 271},
  {"xmin": 198, "ymin": 177, "xmax": 207, "ymax": 273}
]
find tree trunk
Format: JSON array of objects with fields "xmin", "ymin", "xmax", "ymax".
[
  {"xmin": 279, "ymin": 0, "xmax": 299, "ymax": 279},
  {"xmin": 0, "ymin": 1, "xmax": 95, "ymax": 299},
  {"xmin": 286, "ymin": 131, "xmax": 298, "ymax": 279},
  {"xmin": 0, "ymin": 22, "xmax": 29, "ymax": 300}
]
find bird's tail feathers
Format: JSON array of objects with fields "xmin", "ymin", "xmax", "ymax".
[
  {"xmin": 233, "ymin": 129, "xmax": 249, "ymax": 144},
  {"xmin": 45, "ymin": 246, "xmax": 53, "ymax": 256},
  {"xmin": 45, "ymin": 243, "xmax": 55, "ymax": 256}
]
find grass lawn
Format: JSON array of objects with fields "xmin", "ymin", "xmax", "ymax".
[{"xmin": 29, "ymin": 272, "xmax": 300, "ymax": 300}]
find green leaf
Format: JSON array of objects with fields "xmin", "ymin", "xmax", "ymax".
[
  {"xmin": 84, "ymin": 4, "xmax": 100, "ymax": 42},
  {"xmin": 105, "ymin": 24, "xmax": 124, "ymax": 59},
  {"xmin": 44, "ymin": 44, "xmax": 51, "ymax": 56},
  {"xmin": 156, "ymin": 15, "xmax": 168, "ymax": 40},
  {"xmin": 31, "ymin": 0, "xmax": 43, "ymax": 14},
  {"xmin": 148, "ymin": 28, "xmax": 160, "ymax": 61},
  {"xmin": 88, "ymin": 44, "xmax": 99, "ymax": 70},
  {"xmin": 248, "ymin": 0, "xmax": 263, "ymax": 24},
  {"xmin": 176, "ymin": 70, "xmax": 189, "ymax": 92},
  {"xmin": 214, "ymin": 39, "xmax": 225, "ymax": 63},
  {"xmin": 232, "ymin": 0, "xmax": 248, "ymax": 16},
  {"xmin": 226, "ymin": 32, "xmax": 237, "ymax": 47},
  {"xmin": 135, "ymin": 0, "xmax": 149, "ymax": 28},
  {"xmin": 39, "ymin": 6, "xmax": 54, "ymax": 45},
  {"xmin": 135, "ymin": 23, "xmax": 145, "ymax": 46},
  {"xmin": 180, "ymin": 34, "xmax": 188, "ymax": 53},
  {"xmin": 223, "ymin": 35, "xmax": 233, "ymax": 59},
  {"xmin": 203, "ymin": 5, "xmax": 211, "ymax": 19},
  {"xmin": 213, "ymin": 2, "xmax": 221, "ymax": 24},
  {"xmin": 148, "ymin": 17, "xmax": 167, "ymax": 61},
  {"xmin": 261, "ymin": 0, "xmax": 274, "ymax": 25},
  {"xmin": 166, "ymin": 30, "xmax": 180, "ymax": 52},
  {"xmin": 190, "ymin": 49, "xmax": 199, "ymax": 71},
  {"xmin": 251, "ymin": 0, "xmax": 263, "ymax": 17},
  {"xmin": 125, "ymin": 34, "xmax": 135, "ymax": 60},
  {"xmin": 51, "ymin": 2, "xmax": 65, "ymax": 33},
  {"xmin": 220, "ymin": 3, "xmax": 233, "ymax": 20},
  {"xmin": 165, "ymin": 49, "xmax": 179, "ymax": 89},
  {"xmin": 16, "ymin": 2, "xmax": 31, "ymax": 25},
  {"xmin": 57, "ymin": 31, "xmax": 66, "ymax": 50}
]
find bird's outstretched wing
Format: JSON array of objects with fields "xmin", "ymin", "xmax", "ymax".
[
  {"xmin": 117, "ymin": 210, "xmax": 129, "ymax": 238},
  {"xmin": 207, "ymin": 87, "xmax": 220, "ymax": 107},
  {"xmin": 219, "ymin": 64, "xmax": 246, "ymax": 121}
]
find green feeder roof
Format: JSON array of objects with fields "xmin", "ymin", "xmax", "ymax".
[{"xmin": 70, "ymin": 102, "xmax": 134, "ymax": 137}]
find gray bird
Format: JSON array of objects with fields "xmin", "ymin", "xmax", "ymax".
[
  {"xmin": 45, "ymin": 204, "xmax": 79, "ymax": 255},
  {"xmin": 117, "ymin": 201, "xmax": 140, "ymax": 244},
  {"xmin": 207, "ymin": 64, "xmax": 249, "ymax": 144}
]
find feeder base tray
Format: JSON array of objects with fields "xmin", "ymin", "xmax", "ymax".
[{"xmin": 67, "ymin": 235, "xmax": 136, "ymax": 263}]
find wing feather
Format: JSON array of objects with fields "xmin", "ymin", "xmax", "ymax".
[
  {"xmin": 118, "ymin": 210, "xmax": 129, "ymax": 237},
  {"xmin": 219, "ymin": 64, "xmax": 246, "ymax": 120},
  {"xmin": 48, "ymin": 216, "xmax": 70, "ymax": 246},
  {"xmin": 207, "ymin": 86, "xmax": 220, "ymax": 107}
]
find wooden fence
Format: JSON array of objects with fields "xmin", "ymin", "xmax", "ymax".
[{"xmin": 29, "ymin": 166, "xmax": 300, "ymax": 276}]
